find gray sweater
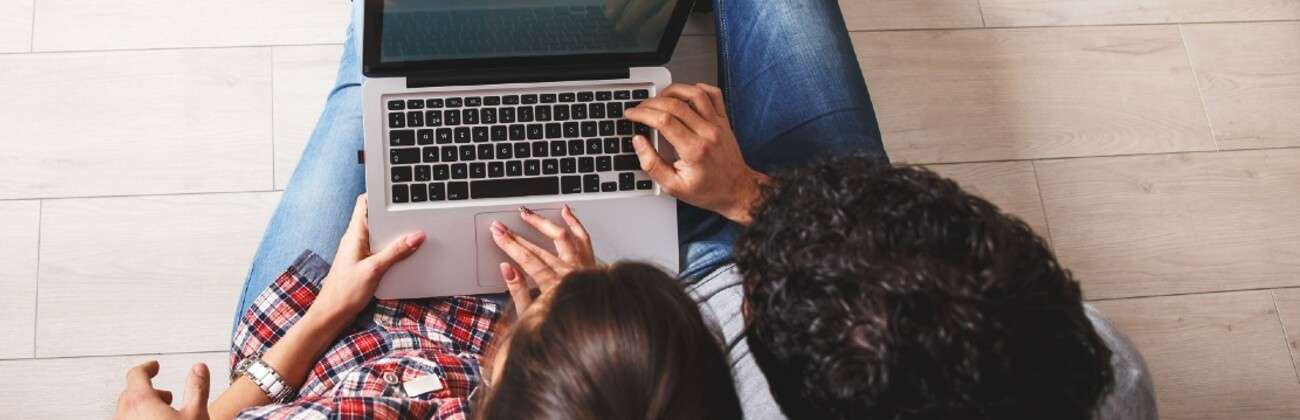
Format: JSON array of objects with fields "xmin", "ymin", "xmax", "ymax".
[{"xmin": 689, "ymin": 264, "xmax": 1158, "ymax": 420}]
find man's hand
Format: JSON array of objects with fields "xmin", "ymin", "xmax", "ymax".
[
  {"xmin": 114, "ymin": 361, "xmax": 210, "ymax": 420},
  {"xmin": 313, "ymin": 194, "xmax": 425, "ymax": 326},
  {"xmin": 624, "ymin": 83, "xmax": 768, "ymax": 225}
]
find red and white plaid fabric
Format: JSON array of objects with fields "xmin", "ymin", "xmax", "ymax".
[{"xmin": 231, "ymin": 251, "xmax": 502, "ymax": 419}]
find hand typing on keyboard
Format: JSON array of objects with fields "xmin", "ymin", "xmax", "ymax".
[{"xmin": 623, "ymin": 83, "xmax": 769, "ymax": 226}]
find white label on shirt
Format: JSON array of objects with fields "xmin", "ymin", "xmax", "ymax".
[{"xmin": 402, "ymin": 373, "xmax": 444, "ymax": 397}]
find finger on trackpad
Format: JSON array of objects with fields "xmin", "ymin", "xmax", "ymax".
[{"xmin": 473, "ymin": 208, "xmax": 562, "ymax": 288}]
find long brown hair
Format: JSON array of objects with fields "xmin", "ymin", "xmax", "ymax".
[{"xmin": 476, "ymin": 262, "xmax": 743, "ymax": 420}]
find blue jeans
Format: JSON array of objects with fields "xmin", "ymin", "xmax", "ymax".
[{"xmin": 233, "ymin": 0, "xmax": 886, "ymax": 329}]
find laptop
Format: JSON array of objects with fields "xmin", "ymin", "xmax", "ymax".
[{"xmin": 360, "ymin": 0, "xmax": 692, "ymax": 298}]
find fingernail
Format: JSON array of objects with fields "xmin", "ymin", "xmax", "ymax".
[
  {"xmin": 519, "ymin": 206, "xmax": 534, "ymax": 216},
  {"xmin": 405, "ymin": 231, "xmax": 426, "ymax": 247},
  {"xmin": 490, "ymin": 221, "xmax": 505, "ymax": 238},
  {"xmin": 563, "ymin": 203, "xmax": 572, "ymax": 214},
  {"xmin": 192, "ymin": 363, "xmax": 207, "ymax": 378}
]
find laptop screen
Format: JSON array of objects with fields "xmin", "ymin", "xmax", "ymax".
[{"xmin": 376, "ymin": 0, "xmax": 678, "ymax": 64}]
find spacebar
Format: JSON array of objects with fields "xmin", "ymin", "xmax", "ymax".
[{"xmin": 471, "ymin": 177, "xmax": 560, "ymax": 199}]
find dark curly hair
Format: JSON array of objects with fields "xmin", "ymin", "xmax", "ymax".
[{"xmin": 736, "ymin": 155, "xmax": 1114, "ymax": 420}]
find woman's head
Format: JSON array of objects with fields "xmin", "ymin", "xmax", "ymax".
[{"xmin": 476, "ymin": 262, "xmax": 742, "ymax": 420}]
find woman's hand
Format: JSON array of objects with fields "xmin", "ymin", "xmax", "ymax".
[
  {"xmin": 490, "ymin": 205, "xmax": 596, "ymax": 312},
  {"xmin": 313, "ymin": 194, "xmax": 425, "ymax": 325}
]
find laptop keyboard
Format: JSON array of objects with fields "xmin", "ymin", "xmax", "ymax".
[{"xmin": 385, "ymin": 86, "xmax": 656, "ymax": 204}]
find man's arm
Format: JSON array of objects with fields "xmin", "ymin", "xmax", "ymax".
[{"xmin": 624, "ymin": 83, "xmax": 769, "ymax": 226}]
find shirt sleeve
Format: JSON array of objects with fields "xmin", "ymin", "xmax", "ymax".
[{"xmin": 230, "ymin": 250, "xmax": 331, "ymax": 371}]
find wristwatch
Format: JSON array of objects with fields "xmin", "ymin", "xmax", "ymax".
[{"xmin": 232, "ymin": 354, "xmax": 297, "ymax": 404}]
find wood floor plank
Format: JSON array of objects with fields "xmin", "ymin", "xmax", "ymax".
[
  {"xmin": 1270, "ymin": 289, "xmax": 1300, "ymax": 382},
  {"xmin": 852, "ymin": 26, "xmax": 1215, "ymax": 164},
  {"xmin": 0, "ymin": 352, "xmax": 230, "ymax": 418},
  {"xmin": 32, "ymin": 0, "xmax": 349, "ymax": 52},
  {"xmin": 0, "ymin": 0, "xmax": 33, "ymax": 53},
  {"xmin": 1038, "ymin": 149, "xmax": 1300, "ymax": 299},
  {"xmin": 0, "ymin": 48, "xmax": 273, "ymax": 200},
  {"xmin": 667, "ymin": 35, "xmax": 718, "ymax": 85},
  {"xmin": 1183, "ymin": 22, "xmax": 1300, "ymax": 150},
  {"xmin": 274, "ymin": 45, "xmax": 345, "ymax": 189},
  {"xmin": 36, "ymin": 193, "xmax": 279, "ymax": 357},
  {"xmin": 842, "ymin": 0, "xmax": 984, "ymax": 30},
  {"xmin": 927, "ymin": 161, "xmax": 1051, "ymax": 242},
  {"xmin": 0, "ymin": 201, "xmax": 40, "ymax": 359},
  {"xmin": 981, "ymin": 0, "xmax": 1300, "ymax": 27},
  {"xmin": 1094, "ymin": 291, "xmax": 1300, "ymax": 420}
]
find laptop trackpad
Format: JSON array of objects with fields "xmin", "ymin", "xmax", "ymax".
[{"xmin": 474, "ymin": 208, "xmax": 563, "ymax": 288}]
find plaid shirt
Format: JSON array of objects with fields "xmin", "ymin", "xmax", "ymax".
[{"xmin": 231, "ymin": 251, "xmax": 502, "ymax": 419}]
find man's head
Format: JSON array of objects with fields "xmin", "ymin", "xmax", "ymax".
[{"xmin": 736, "ymin": 155, "xmax": 1114, "ymax": 419}]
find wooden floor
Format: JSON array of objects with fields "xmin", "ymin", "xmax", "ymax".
[{"xmin": 1, "ymin": 1, "xmax": 1298, "ymax": 417}]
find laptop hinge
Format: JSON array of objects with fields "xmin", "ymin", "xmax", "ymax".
[{"xmin": 405, "ymin": 66, "xmax": 631, "ymax": 89}]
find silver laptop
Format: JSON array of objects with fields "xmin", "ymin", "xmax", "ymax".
[{"xmin": 360, "ymin": 0, "xmax": 691, "ymax": 298}]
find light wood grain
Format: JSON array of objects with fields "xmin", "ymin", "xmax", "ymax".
[
  {"xmin": 0, "ymin": 201, "xmax": 40, "ymax": 359},
  {"xmin": 274, "ymin": 45, "xmax": 345, "ymax": 189},
  {"xmin": 0, "ymin": 0, "xmax": 33, "ymax": 53},
  {"xmin": 32, "ymin": 0, "xmax": 349, "ymax": 52},
  {"xmin": 36, "ymin": 192, "xmax": 279, "ymax": 357},
  {"xmin": 981, "ymin": 0, "xmax": 1300, "ymax": 27},
  {"xmin": 1183, "ymin": 22, "xmax": 1300, "ymax": 150},
  {"xmin": 927, "ymin": 161, "xmax": 1051, "ymax": 242},
  {"xmin": 1095, "ymin": 291, "xmax": 1300, "ymax": 420},
  {"xmin": 843, "ymin": 0, "xmax": 984, "ymax": 30},
  {"xmin": 0, "ymin": 352, "xmax": 230, "ymax": 418},
  {"xmin": 1038, "ymin": 149, "xmax": 1300, "ymax": 299},
  {"xmin": 0, "ymin": 48, "xmax": 273, "ymax": 200},
  {"xmin": 852, "ymin": 26, "xmax": 1215, "ymax": 164},
  {"xmin": 1273, "ymin": 289, "xmax": 1300, "ymax": 382},
  {"xmin": 667, "ymin": 35, "xmax": 718, "ymax": 85}
]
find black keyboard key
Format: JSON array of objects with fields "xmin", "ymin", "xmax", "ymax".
[
  {"xmin": 491, "ymin": 125, "xmax": 508, "ymax": 141},
  {"xmin": 484, "ymin": 96, "xmax": 501, "ymax": 106},
  {"xmin": 604, "ymin": 138, "xmax": 620, "ymax": 154},
  {"xmin": 410, "ymin": 184, "xmax": 427, "ymax": 202},
  {"xmin": 509, "ymin": 124, "xmax": 526, "ymax": 141},
  {"xmin": 451, "ymin": 163, "xmax": 468, "ymax": 179},
  {"xmin": 569, "ymin": 139, "xmax": 585, "ymax": 155},
  {"xmin": 454, "ymin": 127, "xmax": 471, "ymax": 143},
  {"xmin": 551, "ymin": 141, "xmax": 567, "ymax": 156},
  {"xmin": 572, "ymin": 104, "xmax": 587, "ymax": 119},
  {"xmin": 459, "ymin": 145, "xmax": 476, "ymax": 161},
  {"xmin": 584, "ymin": 174, "xmax": 601, "ymax": 192},
  {"xmin": 524, "ymin": 160, "xmax": 541, "ymax": 176},
  {"xmin": 441, "ymin": 146, "xmax": 458, "ymax": 162},
  {"xmin": 482, "ymin": 108, "xmax": 497, "ymax": 124},
  {"xmin": 599, "ymin": 120, "xmax": 615, "ymax": 136},
  {"xmin": 615, "ymin": 90, "xmax": 631, "ymax": 100},
  {"xmin": 596, "ymin": 91, "xmax": 612, "ymax": 101},
  {"xmin": 501, "ymin": 107, "xmax": 516, "ymax": 123},
  {"xmin": 447, "ymin": 182, "xmax": 469, "ymax": 200},
  {"xmin": 417, "ymin": 129, "xmax": 435, "ymax": 144},
  {"xmin": 562, "ymin": 175, "xmax": 582, "ymax": 194},
  {"xmin": 434, "ymin": 164, "xmax": 450, "ymax": 180},
  {"xmin": 586, "ymin": 139, "xmax": 602, "ymax": 154},
  {"xmin": 626, "ymin": 101, "xmax": 641, "ymax": 109},
  {"xmin": 465, "ymin": 97, "xmax": 482, "ymax": 107},
  {"xmin": 515, "ymin": 143, "xmax": 531, "ymax": 158},
  {"xmin": 621, "ymin": 137, "xmax": 635, "ymax": 153},
  {"xmin": 471, "ymin": 177, "xmax": 559, "ymax": 199},
  {"xmin": 579, "ymin": 157, "xmax": 595, "ymax": 173},
  {"xmin": 601, "ymin": 182, "xmax": 617, "ymax": 192},
  {"xmin": 619, "ymin": 172, "xmax": 635, "ymax": 190},
  {"xmin": 533, "ymin": 141, "xmax": 549, "ymax": 157},
  {"xmin": 636, "ymin": 180, "xmax": 653, "ymax": 190},
  {"xmin": 429, "ymin": 183, "xmax": 446, "ymax": 200},
  {"xmin": 391, "ymin": 148, "xmax": 420, "ymax": 164},
  {"xmin": 470, "ymin": 162, "xmax": 486, "ymax": 179},
  {"xmin": 554, "ymin": 105, "xmax": 569, "ymax": 121},
  {"xmin": 535, "ymin": 105, "xmax": 551, "ymax": 121},
  {"xmin": 522, "ymin": 94, "xmax": 538, "ymax": 105},
  {"xmin": 559, "ymin": 92, "xmax": 576, "ymax": 102},
  {"xmin": 473, "ymin": 126, "xmax": 489, "ymax": 142},
  {"xmin": 463, "ymin": 108, "xmax": 479, "ymax": 125},
  {"xmin": 445, "ymin": 110, "xmax": 461, "ymax": 125},
  {"xmin": 577, "ymin": 91, "xmax": 594, "ymax": 102},
  {"xmin": 436, "ymin": 128, "xmax": 453, "ymax": 144},
  {"xmin": 597, "ymin": 156, "xmax": 612, "ymax": 172},
  {"xmin": 497, "ymin": 143, "xmax": 513, "ymax": 159},
  {"xmin": 506, "ymin": 160, "xmax": 523, "ymax": 177},
  {"xmin": 390, "ymin": 130, "xmax": 416, "ymax": 146},
  {"xmin": 617, "ymin": 120, "xmax": 633, "ymax": 135},
  {"xmin": 422, "ymin": 147, "xmax": 439, "ymax": 163},
  {"xmin": 560, "ymin": 157, "xmax": 577, "ymax": 173},
  {"xmin": 590, "ymin": 103, "xmax": 605, "ymax": 118},
  {"xmin": 581, "ymin": 122, "xmax": 598, "ymax": 138},
  {"xmin": 542, "ymin": 158, "xmax": 559, "ymax": 174},
  {"xmin": 388, "ymin": 100, "xmax": 405, "ymax": 111},
  {"xmin": 392, "ymin": 184, "xmax": 409, "ymax": 202},
  {"xmin": 635, "ymin": 123, "xmax": 651, "ymax": 136},
  {"xmin": 477, "ymin": 144, "xmax": 494, "ymax": 160},
  {"xmin": 391, "ymin": 166, "xmax": 413, "ymax": 182},
  {"xmin": 614, "ymin": 154, "xmax": 641, "ymax": 171},
  {"xmin": 388, "ymin": 112, "xmax": 405, "ymax": 128},
  {"xmin": 527, "ymin": 124, "xmax": 544, "ymax": 140},
  {"xmin": 502, "ymin": 95, "xmax": 520, "ymax": 105},
  {"xmin": 518, "ymin": 106, "xmax": 534, "ymax": 122},
  {"xmin": 545, "ymin": 123, "xmax": 562, "ymax": 139},
  {"xmin": 426, "ymin": 110, "xmax": 442, "ymax": 127},
  {"xmin": 428, "ymin": 98, "xmax": 444, "ymax": 108},
  {"xmin": 408, "ymin": 111, "xmax": 424, "ymax": 127},
  {"xmin": 632, "ymin": 89, "xmax": 649, "ymax": 99},
  {"xmin": 564, "ymin": 122, "xmax": 579, "ymax": 138},
  {"xmin": 607, "ymin": 102, "xmax": 623, "ymax": 118},
  {"xmin": 446, "ymin": 97, "xmax": 463, "ymax": 108},
  {"xmin": 488, "ymin": 162, "xmax": 505, "ymax": 178},
  {"xmin": 540, "ymin": 93, "xmax": 557, "ymax": 103}
]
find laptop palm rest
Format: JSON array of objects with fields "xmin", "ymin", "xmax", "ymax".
[{"xmin": 474, "ymin": 208, "xmax": 562, "ymax": 288}]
